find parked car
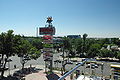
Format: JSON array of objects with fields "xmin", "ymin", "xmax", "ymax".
[
  {"xmin": 91, "ymin": 64, "xmax": 98, "ymax": 68},
  {"xmin": 66, "ymin": 61, "xmax": 73, "ymax": 64},
  {"xmin": 86, "ymin": 64, "xmax": 98, "ymax": 69}
]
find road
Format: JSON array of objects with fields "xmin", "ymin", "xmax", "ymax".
[
  {"xmin": 6, "ymin": 54, "xmax": 45, "ymax": 70},
  {"xmin": 5, "ymin": 52, "xmax": 63, "ymax": 70}
]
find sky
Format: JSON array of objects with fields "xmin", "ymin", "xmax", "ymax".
[{"xmin": 0, "ymin": 0, "xmax": 120, "ymax": 38}]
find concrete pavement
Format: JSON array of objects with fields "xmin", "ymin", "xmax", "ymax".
[
  {"xmin": 3, "ymin": 64, "xmax": 71, "ymax": 80},
  {"xmin": 25, "ymin": 70, "xmax": 71, "ymax": 80}
]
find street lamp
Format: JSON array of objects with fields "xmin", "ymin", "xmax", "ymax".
[
  {"xmin": 101, "ymin": 63, "xmax": 104, "ymax": 78},
  {"xmin": 6, "ymin": 59, "xmax": 12, "ymax": 76}
]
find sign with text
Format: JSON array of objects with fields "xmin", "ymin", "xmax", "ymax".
[
  {"xmin": 43, "ymin": 48, "xmax": 53, "ymax": 52},
  {"xmin": 43, "ymin": 35, "xmax": 53, "ymax": 40},
  {"xmin": 39, "ymin": 27, "xmax": 55, "ymax": 35},
  {"xmin": 43, "ymin": 40, "xmax": 53, "ymax": 44},
  {"xmin": 43, "ymin": 52, "xmax": 53, "ymax": 60}
]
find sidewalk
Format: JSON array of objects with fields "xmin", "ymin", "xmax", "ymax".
[
  {"xmin": 25, "ymin": 70, "xmax": 47, "ymax": 80},
  {"xmin": 25, "ymin": 70, "xmax": 71, "ymax": 80},
  {"xmin": 3, "ymin": 64, "xmax": 71, "ymax": 80},
  {"xmin": 3, "ymin": 65, "xmax": 45, "ymax": 77},
  {"xmin": 25, "ymin": 65, "xmax": 71, "ymax": 80}
]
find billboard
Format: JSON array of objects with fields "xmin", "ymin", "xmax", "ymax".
[
  {"xmin": 43, "ymin": 35, "xmax": 53, "ymax": 40},
  {"xmin": 39, "ymin": 27, "xmax": 55, "ymax": 35}
]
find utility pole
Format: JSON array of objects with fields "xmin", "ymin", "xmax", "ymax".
[
  {"xmin": 36, "ymin": 27, "xmax": 38, "ymax": 37},
  {"xmin": 62, "ymin": 46, "xmax": 65, "ymax": 75}
]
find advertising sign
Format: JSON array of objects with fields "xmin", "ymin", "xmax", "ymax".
[
  {"xmin": 43, "ymin": 40, "xmax": 53, "ymax": 44},
  {"xmin": 39, "ymin": 27, "xmax": 55, "ymax": 35},
  {"xmin": 43, "ymin": 35, "xmax": 53, "ymax": 40},
  {"xmin": 43, "ymin": 44, "xmax": 53, "ymax": 48},
  {"xmin": 43, "ymin": 53, "xmax": 53, "ymax": 60},
  {"xmin": 43, "ymin": 48, "xmax": 53, "ymax": 52}
]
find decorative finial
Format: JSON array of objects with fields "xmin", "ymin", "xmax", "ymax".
[{"xmin": 46, "ymin": 16, "xmax": 53, "ymax": 24}]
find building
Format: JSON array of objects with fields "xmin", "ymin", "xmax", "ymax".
[{"xmin": 67, "ymin": 35, "xmax": 81, "ymax": 39}]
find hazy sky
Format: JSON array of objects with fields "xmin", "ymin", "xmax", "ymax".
[{"xmin": 0, "ymin": 0, "xmax": 120, "ymax": 38}]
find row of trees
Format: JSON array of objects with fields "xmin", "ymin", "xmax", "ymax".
[
  {"xmin": 0, "ymin": 30, "xmax": 42, "ymax": 78},
  {"xmin": 62, "ymin": 34, "xmax": 120, "ymax": 60}
]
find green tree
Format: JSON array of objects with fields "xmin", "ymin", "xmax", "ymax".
[
  {"xmin": 87, "ymin": 43, "xmax": 101, "ymax": 58},
  {"xmin": 29, "ymin": 47, "xmax": 41, "ymax": 60},
  {"xmin": 100, "ymin": 49, "xmax": 113, "ymax": 58},
  {"xmin": 17, "ymin": 39, "xmax": 41, "ymax": 69},
  {"xmin": 117, "ymin": 51, "xmax": 120, "ymax": 61},
  {"xmin": 17, "ymin": 39, "xmax": 32, "ymax": 69},
  {"xmin": 76, "ymin": 39, "xmax": 83, "ymax": 56},
  {"xmin": 31, "ymin": 38, "xmax": 43, "ymax": 50},
  {"xmin": 0, "ymin": 30, "xmax": 21, "ymax": 78},
  {"xmin": 82, "ymin": 33, "xmax": 88, "ymax": 57}
]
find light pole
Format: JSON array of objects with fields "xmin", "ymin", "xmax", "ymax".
[
  {"xmin": 62, "ymin": 46, "xmax": 65, "ymax": 75},
  {"xmin": 7, "ymin": 59, "xmax": 12, "ymax": 76},
  {"xmin": 101, "ymin": 63, "xmax": 104, "ymax": 79}
]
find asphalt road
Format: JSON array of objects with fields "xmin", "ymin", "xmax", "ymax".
[{"xmin": 6, "ymin": 52, "xmax": 62, "ymax": 70}]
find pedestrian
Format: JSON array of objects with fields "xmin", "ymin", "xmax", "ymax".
[
  {"xmin": 30, "ymin": 64, "xmax": 32, "ymax": 68},
  {"xmin": 14, "ymin": 65, "xmax": 16, "ymax": 69},
  {"xmin": 70, "ymin": 73, "xmax": 73, "ymax": 80}
]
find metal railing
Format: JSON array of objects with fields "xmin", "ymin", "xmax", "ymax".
[{"xmin": 58, "ymin": 59, "xmax": 89, "ymax": 80}]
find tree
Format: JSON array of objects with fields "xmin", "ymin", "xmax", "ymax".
[
  {"xmin": 75, "ymin": 39, "xmax": 83, "ymax": 57},
  {"xmin": 117, "ymin": 51, "xmax": 120, "ymax": 61},
  {"xmin": 83, "ymin": 33, "xmax": 88, "ymax": 42},
  {"xmin": 82, "ymin": 33, "xmax": 88, "ymax": 56},
  {"xmin": 17, "ymin": 39, "xmax": 41, "ymax": 69},
  {"xmin": 29, "ymin": 47, "xmax": 41, "ymax": 60},
  {"xmin": 87, "ymin": 43, "xmax": 101, "ymax": 58},
  {"xmin": 31, "ymin": 38, "xmax": 43, "ymax": 50},
  {"xmin": 100, "ymin": 49, "xmax": 113, "ymax": 58},
  {"xmin": 0, "ymin": 30, "xmax": 21, "ymax": 78},
  {"xmin": 61, "ymin": 37, "xmax": 71, "ymax": 73}
]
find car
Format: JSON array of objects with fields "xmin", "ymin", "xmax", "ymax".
[
  {"xmin": 86, "ymin": 64, "xmax": 98, "ymax": 69},
  {"xmin": 82, "ymin": 58, "xmax": 89, "ymax": 62},
  {"xmin": 86, "ymin": 64, "xmax": 90, "ymax": 68},
  {"xmin": 71, "ymin": 60, "xmax": 77, "ymax": 62},
  {"xmin": 60, "ymin": 54, "xmax": 64, "ymax": 57},
  {"xmin": 66, "ymin": 61, "xmax": 73, "ymax": 64},
  {"xmin": 91, "ymin": 64, "xmax": 98, "ymax": 68}
]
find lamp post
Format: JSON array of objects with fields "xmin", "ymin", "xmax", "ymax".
[
  {"xmin": 101, "ymin": 63, "xmax": 104, "ymax": 79},
  {"xmin": 62, "ymin": 46, "xmax": 65, "ymax": 75},
  {"xmin": 7, "ymin": 59, "xmax": 12, "ymax": 76}
]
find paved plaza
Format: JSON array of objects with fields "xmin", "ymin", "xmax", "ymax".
[{"xmin": 25, "ymin": 70, "xmax": 71, "ymax": 80}]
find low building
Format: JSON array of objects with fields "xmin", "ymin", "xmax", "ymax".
[{"xmin": 67, "ymin": 35, "xmax": 81, "ymax": 39}]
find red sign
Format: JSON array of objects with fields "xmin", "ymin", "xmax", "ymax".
[
  {"xmin": 43, "ymin": 35, "xmax": 53, "ymax": 40},
  {"xmin": 39, "ymin": 27, "xmax": 55, "ymax": 35}
]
